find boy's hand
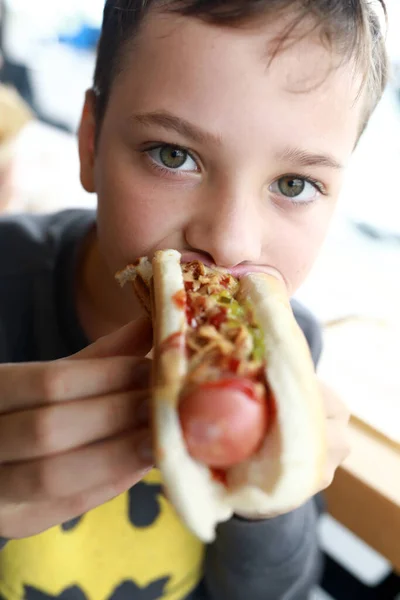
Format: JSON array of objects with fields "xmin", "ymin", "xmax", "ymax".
[
  {"xmin": 0, "ymin": 318, "xmax": 154, "ymax": 540},
  {"xmin": 237, "ymin": 380, "xmax": 351, "ymax": 519},
  {"xmin": 316, "ymin": 381, "xmax": 351, "ymax": 491}
]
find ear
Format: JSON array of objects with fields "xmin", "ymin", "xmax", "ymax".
[{"xmin": 78, "ymin": 90, "xmax": 97, "ymax": 193}]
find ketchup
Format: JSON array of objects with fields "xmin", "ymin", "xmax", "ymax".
[
  {"xmin": 208, "ymin": 307, "xmax": 228, "ymax": 330},
  {"xmin": 172, "ymin": 289, "xmax": 186, "ymax": 309},
  {"xmin": 184, "ymin": 281, "xmax": 194, "ymax": 292},
  {"xmin": 198, "ymin": 377, "xmax": 264, "ymax": 404},
  {"xmin": 158, "ymin": 332, "xmax": 185, "ymax": 354},
  {"xmin": 211, "ymin": 468, "xmax": 228, "ymax": 487},
  {"xmin": 228, "ymin": 358, "xmax": 240, "ymax": 373}
]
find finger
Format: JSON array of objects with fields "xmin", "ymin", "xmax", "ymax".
[
  {"xmin": 0, "ymin": 428, "xmax": 154, "ymax": 502},
  {"xmin": 319, "ymin": 381, "xmax": 351, "ymax": 421},
  {"xmin": 74, "ymin": 317, "xmax": 153, "ymax": 360},
  {"xmin": 0, "ymin": 356, "xmax": 151, "ymax": 414},
  {"xmin": 0, "ymin": 471, "xmax": 151, "ymax": 539},
  {"xmin": 319, "ymin": 419, "xmax": 351, "ymax": 491},
  {"xmin": 0, "ymin": 390, "xmax": 151, "ymax": 463}
]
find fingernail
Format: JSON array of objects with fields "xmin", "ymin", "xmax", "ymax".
[{"xmin": 137, "ymin": 431, "xmax": 154, "ymax": 465}]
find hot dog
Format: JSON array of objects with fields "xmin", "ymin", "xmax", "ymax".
[
  {"xmin": 117, "ymin": 250, "xmax": 326, "ymax": 542},
  {"xmin": 179, "ymin": 377, "xmax": 269, "ymax": 468}
]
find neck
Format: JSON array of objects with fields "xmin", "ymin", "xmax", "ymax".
[{"xmin": 76, "ymin": 229, "xmax": 143, "ymax": 342}]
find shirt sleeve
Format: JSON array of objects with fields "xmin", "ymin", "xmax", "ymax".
[
  {"xmin": 291, "ymin": 299, "xmax": 323, "ymax": 368},
  {"xmin": 203, "ymin": 500, "xmax": 322, "ymax": 600},
  {"xmin": 202, "ymin": 301, "xmax": 324, "ymax": 599}
]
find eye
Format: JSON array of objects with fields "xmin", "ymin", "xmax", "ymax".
[
  {"xmin": 270, "ymin": 175, "xmax": 323, "ymax": 204},
  {"xmin": 146, "ymin": 145, "xmax": 199, "ymax": 172}
]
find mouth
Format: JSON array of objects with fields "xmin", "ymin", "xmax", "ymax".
[{"xmin": 179, "ymin": 251, "xmax": 285, "ymax": 284}]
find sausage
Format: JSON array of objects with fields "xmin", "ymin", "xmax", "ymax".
[{"xmin": 179, "ymin": 378, "xmax": 268, "ymax": 468}]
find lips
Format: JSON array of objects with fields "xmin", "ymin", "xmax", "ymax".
[
  {"xmin": 227, "ymin": 264, "xmax": 285, "ymax": 283},
  {"xmin": 179, "ymin": 251, "xmax": 284, "ymax": 284}
]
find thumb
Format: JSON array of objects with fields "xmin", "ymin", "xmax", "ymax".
[{"xmin": 74, "ymin": 317, "xmax": 153, "ymax": 359}]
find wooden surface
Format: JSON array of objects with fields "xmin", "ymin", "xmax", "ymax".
[{"xmin": 325, "ymin": 417, "xmax": 400, "ymax": 573}]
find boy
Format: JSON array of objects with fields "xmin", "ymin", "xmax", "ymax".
[{"xmin": 0, "ymin": 1, "xmax": 388, "ymax": 599}]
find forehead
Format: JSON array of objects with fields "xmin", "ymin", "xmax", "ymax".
[{"xmin": 110, "ymin": 11, "xmax": 362, "ymax": 157}]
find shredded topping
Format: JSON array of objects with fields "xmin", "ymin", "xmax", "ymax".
[{"xmin": 180, "ymin": 262, "xmax": 266, "ymax": 398}]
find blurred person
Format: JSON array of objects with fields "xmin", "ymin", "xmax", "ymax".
[
  {"xmin": 0, "ymin": 0, "xmax": 71, "ymax": 132},
  {"xmin": 0, "ymin": 83, "xmax": 32, "ymax": 211},
  {"xmin": 0, "ymin": 0, "xmax": 35, "ymax": 109}
]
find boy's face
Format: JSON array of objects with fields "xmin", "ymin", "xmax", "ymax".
[{"xmin": 80, "ymin": 11, "xmax": 362, "ymax": 296}]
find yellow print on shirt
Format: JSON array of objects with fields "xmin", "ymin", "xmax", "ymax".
[{"xmin": 0, "ymin": 470, "xmax": 205, "ymax": 600}]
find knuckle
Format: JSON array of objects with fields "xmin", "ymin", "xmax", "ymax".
[
  {"xmin": 105, "ymin": 395, "xmax": 121, "ymax": 426},
  {"xmin": 67, "ymin": 495, "xmax": 88, "ymax": 517},
  {"xmin": 0, "ymin": 511, "xmax": 10, "ymax": 538},
  {"xmin": 341, "ymin": 441, "xmax": 352, "ymax": 463},
  {"xmin": 38, "ymin": 365, "xmax": 66, "ymax": 402},
  {"xmin": 33, "ymin": 461, "xmax": 58, "ymax": 498},
  {"xmin": 320, "ymin": 467, "xmax": 335, "ymax": 491},
  {"xmin": 31, "ymin": 409, "xmax": 57, "ymax": 455},
  {"xmin": 108, "ymin": 394, "xmax": 133, "ymax": 429},
  {"xmin": 0, "ymin": 510, "xmax": 25, "ymax": 539},
  {"xmin": 337, "ymin": 429, "xmax": 352, "ymax": 461},
  {"xmin": 0, "ymin": 503, "xmax": 27, "ymax": 538}
]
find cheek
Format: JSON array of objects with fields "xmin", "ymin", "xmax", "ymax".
[
  {"xmin": 93, "ymin": 141, "xmax": 185, "ymax": 270},
  {"xmin": 268, "ymin": 203, "xmax": 335, "ymax": 294}
]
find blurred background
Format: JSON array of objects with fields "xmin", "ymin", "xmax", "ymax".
[{"xmin": 1, "ymin": 1, "xmax": 399, "ymax": 598}]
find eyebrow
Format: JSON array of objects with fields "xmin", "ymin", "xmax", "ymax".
[
  {"xmin": 276, "ymin": 146, "xmax": 344, "ymax": 170},
  {"xmin": 131, "ymin": 111, "xmax": 222, "ymax": 146},
  {"xmin": 131, "ymin": 111, "xmax": 344, "ymax": 170}
]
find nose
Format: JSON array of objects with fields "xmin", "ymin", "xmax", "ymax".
[{"xmin": 185, "ymin": 185, "xmax": 263, "ymax": 267}]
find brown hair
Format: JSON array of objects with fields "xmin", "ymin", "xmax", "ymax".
[{"xmin": 93, "ymin": 0, "xmax": 389, "ymax": 135}]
